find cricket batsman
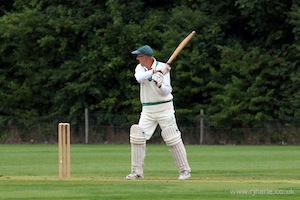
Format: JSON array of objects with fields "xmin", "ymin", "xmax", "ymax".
[{"xmin": 126, "ymin": 45, "xmax": 191, "ymax": 180}]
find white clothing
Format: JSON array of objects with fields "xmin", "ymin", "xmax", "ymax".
[
  {"xmin": 134, "ymin": 58, "xmax": 173, "ymax": 104},
  {"xmin": 139, "ymin": 109, "xmax": 178, "ymax": 140},
  {"xmin": 129, "ymin": 57, "xmax": 191, "ymax": 178},
  {"xmin": 134, "ymin": 57, "xmax": 177, "ymax": 138}
]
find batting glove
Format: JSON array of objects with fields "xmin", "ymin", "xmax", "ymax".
[
  {"xmin": 155, "ymin": 63, "xmax": 171, "ymax": 75},
  {"xmin": 152, "ymin": 72, "xmax": 164, "ymax": 88}
]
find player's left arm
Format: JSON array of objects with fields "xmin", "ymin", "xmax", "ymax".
[{"xmin": 160, "ymin": 72, "xmax": 172, "ymax": 95}]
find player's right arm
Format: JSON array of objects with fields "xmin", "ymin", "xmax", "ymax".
[{"xmin": 134, "ymin": 65, "xmax": 153, "ymax": 83}]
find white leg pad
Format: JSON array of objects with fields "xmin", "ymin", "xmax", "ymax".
[
  {"xmin": 162, "ymin": 127, "xmax": 191, "ymax": 173},
  {"xmin": 130, "ymin": 124, "xmax": 146, "ymax": 145},
  {"xmin": 130, "ymin": 143, "xmax": 146, "ymax": 175},
  {"xmin": 130, "ymin": 125, "xmax": 146, "ymax": 175},
  {"xmin": 161, "ymin": 126, "xmax": 181, "ymax": 146},
  {"xmin": 169, "ymin": 141, "xmax": 191, "ymax": 172}
]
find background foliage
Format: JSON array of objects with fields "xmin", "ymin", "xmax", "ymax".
[{"xmin": 0, "ymin": 0, "xmax": 299, "ymax": 131}]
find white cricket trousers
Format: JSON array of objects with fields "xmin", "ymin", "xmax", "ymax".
[{"xmin": 138, "ymin": 109, "xmax": 178, "ymax": 140}]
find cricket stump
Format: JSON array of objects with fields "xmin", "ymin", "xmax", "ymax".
[{"xmin": 58, "ymin": 123, "xmax": 71, "ymax": 179}]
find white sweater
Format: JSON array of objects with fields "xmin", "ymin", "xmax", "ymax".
[{"xmin": 134, "ymin": 58, "xmax": 174, "ymax": 113}]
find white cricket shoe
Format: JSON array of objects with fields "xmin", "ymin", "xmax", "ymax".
[
  {"xmin": 126, "ymin": 172, "xmax": 144, "ymax": 180},
  {"xmin": 178, "ymin": 171, "xmax": 191, "ymax": 180}
]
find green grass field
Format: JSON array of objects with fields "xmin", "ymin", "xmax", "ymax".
[{"xmin": 0, "ymin": 144, "xmax": 299, "ymax": 199}]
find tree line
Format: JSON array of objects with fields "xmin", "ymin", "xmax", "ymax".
[{"xmin": 0, "ymin": 0, "xmax": 299, "ymax": 129}]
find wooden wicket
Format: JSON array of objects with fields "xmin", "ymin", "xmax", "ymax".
[{"xmin": 58, "ymin": 123, "xmax": 71, "ymax": 179}]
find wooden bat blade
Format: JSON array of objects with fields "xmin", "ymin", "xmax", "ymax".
[{"xmin": 167, "ymin": 30, "xmax": 196, "ymax": 64}]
